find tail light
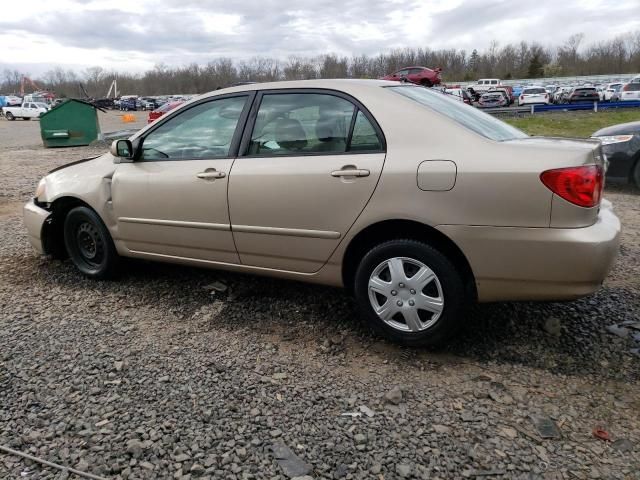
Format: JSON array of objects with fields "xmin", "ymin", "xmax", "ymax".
[
  {"xmin": 519, "ymin": 96, "xmax": 524, "ymax": 101},
  {"xmin": 622, "ymin": 84, "xmax": 630, "ymax": 91},
  {"xmin": 540, "ymin": 165, "xmax": 603, "ymax": 208}
]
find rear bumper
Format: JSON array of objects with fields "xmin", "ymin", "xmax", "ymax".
[
  {"xmin": 437, "ymin": 202, "xmax": 621, "ymax": 302},
  {"xmin": 23, "ymin": 199, "xmax": 51, "ymax": 254}
]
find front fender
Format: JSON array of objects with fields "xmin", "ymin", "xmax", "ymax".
[{"xmin": 45, "ymin": 153, "xmax": 118, "ymax": 229}]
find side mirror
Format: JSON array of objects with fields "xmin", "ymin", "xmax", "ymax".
[{"xmin": 110, "ymin": 139, "xmax": 134, "ymax": 162}]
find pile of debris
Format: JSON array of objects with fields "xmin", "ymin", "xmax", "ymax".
[{"xmin": 606, "ymin": 320, "xmax": 640, "ymax": 357}]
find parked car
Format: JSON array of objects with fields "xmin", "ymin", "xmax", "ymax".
[
  {"xmin": 443, "ymin": 88, "xmax": 473, "ymax": 105},
  {"xmin": 618, "ymin": 82, "xmax": 640, "ymax": 102},
  {"xmin": 469, "ymin": 79, "xmax": 501, "ymax": 100},
  {"xmin": 511, "ymin": 85, "xmax": 524, "ymax": 98},
  {"xmin": 381, "ymin": 66, "xmax": 442, "ymax": 87},
  {"xmin": 603, "ymin": 83, "xmax": 623, "ymax": 102},
  {"xmin": 491, "ymin": 86, "xmax": 514, "ymax": 105},
  {"xmin": 2, "ymin": 102, "xmax": 48, "ymax": 120},
  {"xmin": 138, "ymin": 97, "xmax": 157, "ymax": 110},
  {"xmin": 5, "ymin": 95, "xmax": 22, "ymax": 106},
  {"xmin": 147, "ymin": 101, "xmax": 184, "ymax": 123},
  {"xmin": 478, "ymin": 90, "xmax": 509, "ymax": 108},
  {"xmin": 518, "ymin": 87, "xmax": 550, "ymax": 106},
  {"xmin": 119, "ymin": 98, "xmax": 137, "ymax": 111},
  {"xmin": 567, "ymin": 87, "xmax": 599, "ymax": 104},
  {"xmin": 592, "ymin": 121, "xmax": 640, "ymax": 187},
  {"xmin": 23, "ymin": 79, "xmax": 620, "ymax": 347}
]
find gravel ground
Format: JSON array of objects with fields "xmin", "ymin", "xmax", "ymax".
[{"xmin": 1, "ymin": 120, "xmax": 639, "ymax": 479}]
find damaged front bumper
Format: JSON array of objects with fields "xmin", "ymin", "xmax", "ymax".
[{"xmin": 23, "ymin": 199, "xmax": 51, "ymax": 254}]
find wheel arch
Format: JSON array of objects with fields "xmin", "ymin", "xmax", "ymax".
[
  {"xmin": 341, "ymin": 219, "xmax": 477, "ymax": 299},
  {"xmin": 42, "ymin": 196, "xmax": 96, "ymax": 258}
]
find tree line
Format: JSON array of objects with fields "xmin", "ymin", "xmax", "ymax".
[{"xmin": 2, "ymin": 32, "xmax": 640, "ymax": 98}]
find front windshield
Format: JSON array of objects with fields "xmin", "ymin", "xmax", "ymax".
[{"xmin": 387, "ymin": 85, "xmax": 528, "ymax": 142}]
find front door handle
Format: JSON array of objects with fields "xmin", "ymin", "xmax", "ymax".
[
  {"xmin": 196, "ymin": 169, "xmax": 226, "ymax": 180},
  {"xmin": 331, "ymin": 168, "xmax": 370, "ymax": 178}
]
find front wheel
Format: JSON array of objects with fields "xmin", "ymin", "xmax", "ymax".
[
  {"xmin": 5, "ymin": 112, "xmax": 14, "ymax": 120},
  {"xmin": 63, "ymin": 206, "xmax": 120, "ymax": 279},
  {"xmin": 354, "ymin": 239, "xmax": 468, "ymax": 347}
]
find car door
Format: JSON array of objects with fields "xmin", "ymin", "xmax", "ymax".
[
  {"xmin": 111, "ymin": 93, "xmax": 253, "ymax": 263},
  {"xmin": 228, "ymin": 90, "xmax": 386, "ymax": 273},
  {"xmin": 407, "ymin": 68, "xmax": 422, "ymax": 83}
]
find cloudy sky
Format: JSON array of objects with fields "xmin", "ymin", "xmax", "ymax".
[{"xmin": 1, "ymin": 0, "xmax": 639, "ymax": 75}]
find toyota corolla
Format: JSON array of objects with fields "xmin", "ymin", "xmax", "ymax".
[{"xmin": 24, "ymin": 80, "xmax": 621, "ymax": 346}]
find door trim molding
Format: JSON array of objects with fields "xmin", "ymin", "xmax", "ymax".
[
  {"xmin": 118, "ymin": 217, "xmax": 230, "ymax": 231},
  {"xmin": 232, "ymin": 224, "xmax": 341, "ymax": 239}
]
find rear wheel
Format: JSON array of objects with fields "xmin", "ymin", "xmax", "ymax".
[
  {"xmin": 5, "ymin": 112, "xmax": 14, "ymax": 120},
  {"xmin": 23, "ymin": 117, "xmax": 30, "ymax": 121},
  {"xmin": 354, "ymin": 239, "xmax": 468, "ymax": 347},
  {"xmin": 63, "ymin": 206, "xmax": 120, "ymax": 279},
  {"xmin": 420, "ymin": 79, "xmax": 433, "ymax": 88}
]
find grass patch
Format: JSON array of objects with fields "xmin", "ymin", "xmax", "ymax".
[{"xmin": 503, "ymin": 109, "xmax": 640, "ymax": 138}]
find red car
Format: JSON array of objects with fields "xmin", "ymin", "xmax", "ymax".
[
  {"xmin": 381, "ymin": 66, "xmax": 442, "ymax": 87},
  {"xmin": 147, "ymin": 101, "xmax": 184, "ymax": 124}
]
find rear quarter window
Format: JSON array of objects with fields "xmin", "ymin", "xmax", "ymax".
[{"xmin": 388, "ymin": 86, "xmax": 527, "ymax": 142}]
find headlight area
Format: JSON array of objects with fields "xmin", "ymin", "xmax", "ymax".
[
  {"xmin": 34, "ymin": 178, "xmax": 49, "ymax": 207},
  {"xmin": 592, "ymin": 135, "xmax": 633, "ymax": 146}
]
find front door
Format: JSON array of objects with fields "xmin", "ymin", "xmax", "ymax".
[
  {"xmin": 228, "ymin": 91, "xmax": 386, "ymax": 273},
  {"xmin": 112, "ymin": 94, "xmax": 251, "ymax": 263}
]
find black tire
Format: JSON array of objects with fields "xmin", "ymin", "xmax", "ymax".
[
  {"xmin": 23, "ymin": 117, "xmax": 30, "ymax": 121},
  {"xmin": 632, "ymin": 159, "xmax": 640, "ymax": 189},
  {"xmin": 63, "ymin": 206, "xmax": 120, "ymax": 279},
  {"xmin": 354, "ymin": 239, "xmax": 468, "ymax": 347},
  {"xmin": 420, "ymin": 79, "xmax": 433, "ymax": 88},
  {"xmin": 5, "ymin": 112, "xmax": 14, "ymax": 120}
]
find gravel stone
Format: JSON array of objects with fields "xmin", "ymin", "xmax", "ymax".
[
  {"xmin": 396, "ymin": 463, "xmax": 411, "ymax": 478},
  {"xmin": 384, "ymin": 386, "xmax": 403, "ymax": 405}
]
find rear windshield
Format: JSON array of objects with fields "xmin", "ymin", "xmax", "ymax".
[
  {"xmin": 523, "ymin": 88, "xmax": 546, "ymax": 94},
  {"xmin": 388, "ymin": 86, "xmax": 527, "ymax": 142},
  {"xmin": 574, "ymin": 88, "xmax": 596, "ymax": 93},
  {"xmin": 625, "ymin": 83, "xmax": 640, "ymax": 91}
]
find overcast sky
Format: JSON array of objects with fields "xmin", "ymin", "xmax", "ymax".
[{"xmin": 1, "ymin": 0, "xmax": 639, "ymax": 75}]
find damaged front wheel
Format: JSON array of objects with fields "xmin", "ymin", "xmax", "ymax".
[{"xmin": 63, "ymin": 206, "xmax": 120, "ymax": 279}]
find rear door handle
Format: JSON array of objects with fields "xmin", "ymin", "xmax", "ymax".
[
  {"xmin": 331, "ymin": 169, "xmax": 370, "ymax": 178},
  {"xmin": 196, "ymin": 170, "xmax": 226, "ymax": 180}
]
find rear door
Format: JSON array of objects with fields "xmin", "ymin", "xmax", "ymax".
[{"xmin": 228, "ymin": 90, "xmax": 386, "ymax": 273}]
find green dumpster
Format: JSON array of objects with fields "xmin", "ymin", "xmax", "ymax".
[{"xmin": 40, "ymin": 99, "xmax": 101, "ymax": 148}]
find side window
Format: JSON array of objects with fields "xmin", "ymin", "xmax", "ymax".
[
  {"xmin": 248, "ymin": 93, "xmax": 355, "ymax": 155},
  {"xmin": 141, "ymin": 96, "xmax": 247, "ymax": 161},
  {"xmin": 349, "ymin": 111, "xmax": 383, "ymax": 152},
  {"xmin": 409, "ymin": 68, "xmax": 423, "ymax": 75},
  {"xmin": 491, "ymin": 80, "xmax": 498, "ymax": 85}
]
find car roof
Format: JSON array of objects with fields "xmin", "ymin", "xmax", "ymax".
[{"xmin": 197, "ymin": 79, "xmax": 398, "ymax": 99}]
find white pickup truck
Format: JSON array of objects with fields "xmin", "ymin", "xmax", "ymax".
[{"xmin": 2, "ymin": 102, "xmax": 48, "ymax": 121}]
